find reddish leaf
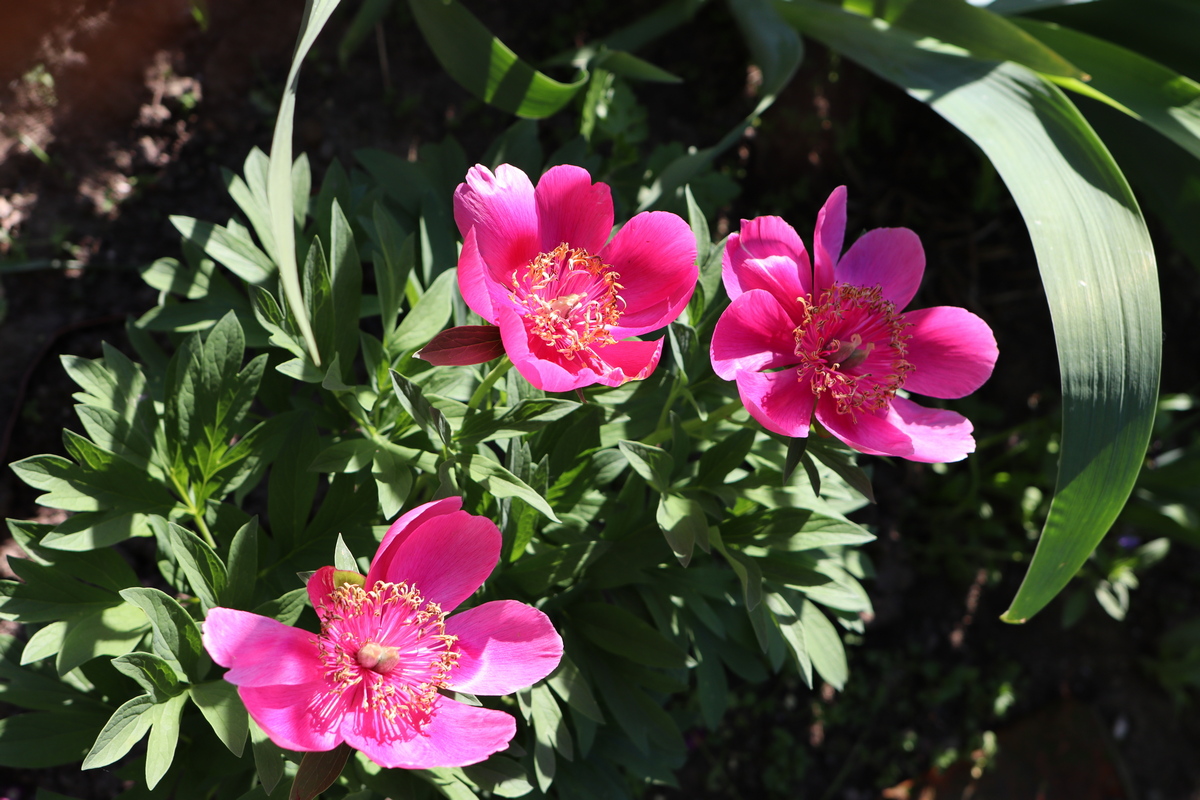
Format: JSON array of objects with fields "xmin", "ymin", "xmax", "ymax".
[
  {"xmin": 289, "ymin": 743, "xmax": 353, "ymax": 800},
  {"xmin": 417, "ymin": 325, "xmax": 506, "ymax": 366}
]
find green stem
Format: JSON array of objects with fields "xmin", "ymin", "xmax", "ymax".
[
  {"xmin": 467, "ymin": 358, "xmax": 513, "ymax": 411},
  {"xmin": 168, "ymin": 472, "xmax": 218, "ymax": 548}
]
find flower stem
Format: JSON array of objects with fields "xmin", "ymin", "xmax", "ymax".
[{"xmin": 467, "ymin": 358, "xmax": 513, "ymax": 411}]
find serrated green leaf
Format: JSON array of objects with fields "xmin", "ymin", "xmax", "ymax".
[{"xmin": 189, "ymin": 679, "xmax": 249, "ymax": 757}]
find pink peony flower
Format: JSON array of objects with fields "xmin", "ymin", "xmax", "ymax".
[
  {"xmin": 710, "ymin": 187, "xmax": 998, "ymax": 463},
  {"xmin": 202, "ymin": 498, "xmax": 563, "ymax": 769},
  {"xmin": 449, "ymin": 163, "xmax": 698, "ymax": 392}
]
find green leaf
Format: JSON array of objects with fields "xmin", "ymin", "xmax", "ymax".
[
  {"xmin": 391, "ymin": 268, "xmax": 457, "ymax": 354},
  {"xmin": 617, "ymin": 440, "xmax": 673, "ymax": 493},
  {"xmin": 56, "ymin": 602, "xmax": 151, "ymax": 675},
  {"xmin": 880, "ymin": 0, "xmax": 1085, "ymax": 79},
  {"xmin": 779, "ymin": 0, "xmax": 1160, "ymax": 621},
  {"xmin": 327, "ymin": 199, "xmax": 364, "ymax": 380},
  {"xmin": 156, "ymin": 517, "xmax": 228, "ymax": 611},
  {"xmin": 222, "ymin": 517, "xmax": 259, "ymax": 610},
  {"xmin": 371, "ymin": 208, "xmax": 416, "ymax": 341},
  {"xmin": 765, "ymin": 591, "xmax": 813, "ymax": 688},
  {"xmin": 572, "ymin": 602, "xmax": 688, "ymax": 669},
  {"xmin": 1014, "ymin": 19, "xmax": 1200, "ymax": 162},
  {"xmin": 0, "ymin": 710, "xmax": 106, "ymax": 768},
  {"xmin": 462, "ymin": 454, "xmax": 560, "ymax": 523},
  {"xmin": 408, "ymin": 0, "xmax": 586, "ymax": 118},
  {"xmin": 656, "ymin": 492, "xmax": 710, "ymax": 566},
  {"xmin": 146, "ymin": 692, "xmax": 187, "ymax": 789},
  {"xmin": 139, "ymin": 256, "xmax": 214, "ymax": 299},
  {"xmin": 267, "ymin": 0, "xmax": 342, "ymax": 367},
  {"xmin": 797, "ymin": 597, "xmax": 847, "ymax": 690},
  {"xmin": 112, "ymin": 652, "xmax": 183, "ymax": 703},
  {"xmin": 189, "ymin": 680, "xmax": 249, "ymax": 757},
  {"xmin": 169, "ymin": 216, "xmax": 275, "ymax": 284},
  {"xmin": 391, "ymin": 370, "xmax": 453, "ymax": 446},
  {"xmin": 310, "ymin": 439, "xmax": 380, "ymax": 473},
  {"xmin": 457, "ymin": 399, "xmax": 581, "ymax": 445},
  {"xmin": 373, "ymin": 446, "xmax": 414, "ymax": 519},
  {"xmin": 119, "ymin": 587, "xmax": 206, "ymax": 682},
  {"xmin": 546, "ymin": 655, "xmax": 604, "ymax": 724},
  {"xmin": 82, "ymin": 693, "xmax": 156, "ymax": 770},
  {"xmin": 250, "ymin": 718, "xmax": 286, "ymax": 795}
]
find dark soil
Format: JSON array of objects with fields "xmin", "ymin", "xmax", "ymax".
[{"xmin": 2, "ymin": 2, "xmax": 1198, "ymax": 799}]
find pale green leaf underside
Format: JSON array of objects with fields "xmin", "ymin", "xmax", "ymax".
[{"xmin": 776, "ymin": 0, "xmax": 1161, "ymax": 622}]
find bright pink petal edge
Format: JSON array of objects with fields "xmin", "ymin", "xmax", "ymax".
[
  {"xmin": 901, "ymin": 306, "xmax": 998, "ymax": 399},
  {"xmin": 535, "ymin": 165, "xmax": 614, "ymax": 255},
  {"xmin": 445, "ymin": 600, "xmax": 563, "ymax": 695},
  {"xmin": 203, "ymin": 608, "xmax": 320, "ymax": 687}
]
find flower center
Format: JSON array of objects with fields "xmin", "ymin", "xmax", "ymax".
[
  {"xmin": 511, "ymin": 243, "xmax": 624, "ymax": 359},
  {"xmin": 793, "ymin": 283, "xmax": 913, "ymax": 416},
  {"xmin": 314, "ymin": 581, "xmax": 459, "ymax": 738}
]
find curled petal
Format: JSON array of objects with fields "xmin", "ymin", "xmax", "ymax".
[
  {"xmin": 736, "ymin": 368, "xmax": 817, "ymax": 438},
  {"xmin": 836, "ymin": 227, "xmax": 925, "ymax": 309},
  {"xmin": 497, "ymin": 306, "xmax": 597, "ymax": 392},
  {"xmin": 535, "ymin": 165, "xmax": 614, "ymax": 254},
  {"xmin": 600, "ymin": 211, "xmax": 697, "ymax": 334},
  {"xmin": 814, "ymin": 396, "xmax": 915, "ymax": 458},
  {"xmin": 901, "ymin": 306, "xmax": 998, "ymax": 399},
  {"xmin": 883, "ymin": 396, "xmax": 976, "ymax": 463},
  {"xmin": 445, "ymin": 601, "xmax": 564, "ymax": 695},
  {"xmin": 350, "ymin": 697, "xmax": 516, "ymax": 769},
  {"xmin": 723, "ymin": 216, "xmax": 811, "ymax": 302},
  {"xmin": 376, "ymin": 510, "xmax": 501, "ymax": 613},
  {"xmin": 237, "ymin": 682, "xmax": 344, "ymax": 752},
  {"xmin": 813, "ymin": 185, "xmax": 847, "ymax": 292},
  {"xmin": 453, "ymin": 164, "xmax": 540, "ymax": 276},
  {"xmin": 710, "ymin": 290, "xmax": 801, "ymax": 380},
  {"xmin": 203, "ymin": 608, "xmax": 320, "ymax": 687},
  {"xmin": 589, "ymin": 338, "xmax": 664, "ymax": 386}
]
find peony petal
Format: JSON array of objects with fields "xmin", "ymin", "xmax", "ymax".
[
  {"xmin": 203, "ymin": 608, "xmax": 320, "ymax": 687},
  {"xmin": 237, "ymin": 682, "xmax": 344, "ymax": 752},
  {"xmin": 456, "ymin": 228, "xmax": 497, "ymax": 322},
  {"xmin": 368, "ymin": 497, "xmax": 464, "ymax": 586},
  {"xmin": 535, "ymin": 165, "xmax": 614, "ymax": 255},
  {"xmin": 599, "ymin": 211, "xmax": 697, "ymax": 334},
  {"xmin": 348, "ymin": 697, "xmax": 516, "ymax": 769},
  {"xmin": 723, "ymin": 216, "xmax": 811, "ymax": 302},
  {"xmin": 380, "ymin": 510, "xmax": 501, "ymax": 613},
  {"xmin": 710, "ymin": 290, "xmax": 801, "ymax": 380},
  {"xmin": 813, "ymin": 186, "xmax": 847, "ymax": 293},
  {"xmin": 497, "ymin": 306, "xmax": 599, "ymax": 392},
  {"xmin": 814, "ymin": 396, "xmax": 915, "ymax": 458},
  {"xmin": 836, "ymin": 227, "xmax": 924, "ymax": 309},
  {"xmin": 444, "ymin": 601, "xmax": 564, "ymax": 695},
  {"xmin": 736, "ymin": 368, "xmax": 817, "ymax": 438},
  {"xmin": 588, "ymin": 338, "xmax": 663, "ymax": 386},
  {"xmin": 881, "ymin": 396, "xmax": 976, "ymax": 463},
  {"xmin": 902, "ymin": 306, "xmax": 998, "ymax": 399},
  {"xmin": 453, "ymin": 164, "xmax": 540, "ymax": 277},
  {"xmin": 306, "ymin": 566, "xmax": 340, "ymax": 614}
]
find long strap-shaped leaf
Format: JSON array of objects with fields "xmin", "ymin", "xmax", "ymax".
[
  {"xmin": 268, "ymin": 0, "xmax": 343, "ymax": 367},
  {"xmin": 774, "ymin": 0, "xmax": 1161, "ymax": 622}
]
